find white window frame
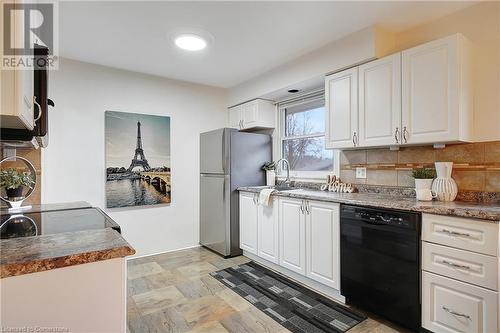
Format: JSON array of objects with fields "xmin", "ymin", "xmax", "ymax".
[{"xmin": 275, "ymin": 90, "xmax": 339, "ymax": 182}]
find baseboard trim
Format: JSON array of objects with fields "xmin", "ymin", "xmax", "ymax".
[
  {"xmin": 126, "ymin": 244, "xmax": 201, "ymax": 261},
  {"xmin": 243, "ymin": 251, "xmax": 346, "ymax": 304}
]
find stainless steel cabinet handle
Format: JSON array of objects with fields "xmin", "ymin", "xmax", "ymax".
[
  {"xmin": 403, "ymin": 126, "xmax": 408, "ymax": 143},
  {"xmin": 306, "ymin": 201, "xmax": 310, "ymax": 214},
  {"xmin": 33, "ymin": 96, "xmax": 42, "ymax": 123},
  {"xmin": 352, "ymin": 132, "xmax": 358, "ymax": 146},
  {"xmin": 440, "ymin": 260, "xmax": 471, "ymax": 270},
  {"xmin": 440, "ymin": 229, "xmax": 471, "ymax": 238},
  {"xmin": 394, "ymin": 127, "xmax": 399, "ymax": 144},
  {"xmin": 253, "ymin": 194, "xmax": 258, "ymax": 205},
  {"xmin": 300, "ymin": 200, "xmax": 304, "ymax": 214},
  {"xmin": 442, "ymin": 306, "xmax": 471, "ymax": 320}
]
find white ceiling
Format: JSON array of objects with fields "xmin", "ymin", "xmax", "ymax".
[{"xmin": 60, "ymin": 1, "xmax": 476, "ymax": 88}]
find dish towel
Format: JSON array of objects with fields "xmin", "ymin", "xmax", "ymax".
[{"xmin": 258, "ymin": 189, "xmax": 276, "ymax": 206}]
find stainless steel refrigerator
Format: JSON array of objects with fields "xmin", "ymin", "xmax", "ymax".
[{"xmin": 200, "ymin": 128, "xmax": 272, "ymax": 257}]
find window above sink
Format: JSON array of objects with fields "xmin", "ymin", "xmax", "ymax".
[{"xmin": 277, "ymin": 90, "xmax": 339, "ymax": 181}]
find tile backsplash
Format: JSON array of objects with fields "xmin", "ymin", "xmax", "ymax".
[{"xmin": 340, "ymin": 141, "xmax": 500, "ymax": 199}]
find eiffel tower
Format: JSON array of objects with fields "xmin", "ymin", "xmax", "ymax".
[{"xmin": 128, "ymin": 121, "xmax": 151, "ymax": 171}]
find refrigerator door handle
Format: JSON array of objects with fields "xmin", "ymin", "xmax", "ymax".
[{"xmin": 222, "ymin": 130, "xmax": 225, "ymax": 174}]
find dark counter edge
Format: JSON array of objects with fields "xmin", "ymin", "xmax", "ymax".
[
  {"xmin": 238, "ymin": 187, "xmax": 500, "ymax": 222},
  {"xmin": 1, "ymin": 228, "xmax": 136, "ymax": 279}
]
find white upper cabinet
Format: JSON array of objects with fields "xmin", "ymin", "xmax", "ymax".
[
  {"xmin": 0, "ymin": 4, "xmax": 35, "ymax": 131},
  {"xmin": 228, "ymin": 99, "xmax": 275, "ymax": 130},
  {"xmin": 325, "ymin": 33, "xmax": 473, "ymax": 149},
  {"xmin": 325, "ymin": 67, "xmax": 359, "ymax": 149},
  {"xmin": 229, "ymin": 106, "xmax": 242, "ymax": 128},
  {"xmin": 401, "ymin": 34, "xmax": 472, "ymax": 144},
  {"xmin": 358, "ymin": 54, "xmax": 402, "ymax": 147}
]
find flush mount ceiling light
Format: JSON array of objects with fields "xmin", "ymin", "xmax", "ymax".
[{"xmin": 174, "ymin": 34, "xmax": 207, "ymax": 51}]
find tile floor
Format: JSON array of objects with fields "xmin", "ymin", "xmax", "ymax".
[{"xmin": 127, "ymin": 247, "xmax": 409, "ymax": 333}]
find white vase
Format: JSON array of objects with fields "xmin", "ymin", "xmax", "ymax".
[
  {"xmin": 432, "ymin": 162, "xmax": 458, "ymax": 201},
  {"xmin": 266, "ymin": 170, "xmax": 276, "ymax": 186}
]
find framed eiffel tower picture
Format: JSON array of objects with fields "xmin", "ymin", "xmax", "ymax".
[{"xmin": 105, "ymin": 111, "xmax": 171, "ymax": 208}]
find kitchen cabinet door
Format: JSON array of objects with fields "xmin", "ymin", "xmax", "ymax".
[
  {"xmin": 257, "ymin": 198, "xmax": 279, "ymax": 264},
  {"xmin": 0, "ymin": 7, "xmax": 35, "ymax": 130},
  {"xmin": 325, "ymin": 67, "xmax": 358, "ymax": 149},
  {"xmin": 228, "ymin": 100, "xmax": 275, "ymax": 130},
  {"xmin": 242, "ymin": 102, "xmax": 259, "ymax": 128},
  {"xmin": 359, "ymin": 54, "xmax": 401, "ymax": 147},
  {"xmin": 402, "ymin": 34, "xmax": 472, "ymax": 144},
  {"xmin": 279, "ymin": 198, "xmax": 306, "ymax": 275},
  {"xmin": 239, "ymin": 192, "xmax": 258, "ymax": 254},
  {"xmin": 229, "ymin": 106, "xmax": 242, "ymax": 129},
  {"xmin": 305, "ymin": 201, "xmax": 340, "ymax": 289},
  {"xmin": 422, "ymin": 271, "xmax": 498, "ymax": 333}
]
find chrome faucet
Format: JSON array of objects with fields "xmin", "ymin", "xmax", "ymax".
[{"xmin": 276, "ymin": 158, "xmax": 291, "ymax": 186}]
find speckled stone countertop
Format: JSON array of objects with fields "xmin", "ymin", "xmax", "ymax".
[
  {"xmin": 1, "ymin": 202, "xmax": 135, "ymax": 278},
  {"xmin": 239, "ymin": 186, "xmax": 500, "ymax": 222},
  {"xmin": 1, "ymin": 228, "xmax": 135, "ymax": 278}
]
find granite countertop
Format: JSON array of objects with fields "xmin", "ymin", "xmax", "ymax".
[
  {"xmin": 1, "ymin": 228, "xmax": 135, "ymax": 278},
  {"xmin": 239, "ymin": 186, "xmax": 500, "ymax": 222},
  {"xmin": 0, "ymin": 202, "xmax": 135, "ymax": 279}
]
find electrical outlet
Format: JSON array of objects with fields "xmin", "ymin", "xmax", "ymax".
[{"xmin": 356, "ymin": 167, "xmax": 367, "ymax": 179}]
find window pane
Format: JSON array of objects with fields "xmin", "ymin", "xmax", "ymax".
[
  {"xmin": 283, "ymin": 137, "xmax": 333, "ymax": 171},
  {"xmin": 285, "ymin": 106, "xmax": 325, "ymax": 137}
]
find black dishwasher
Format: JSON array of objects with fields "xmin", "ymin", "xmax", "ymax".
[{"xmin": 340, "ymin": 204, "xmax": 421, "ymax": 331}]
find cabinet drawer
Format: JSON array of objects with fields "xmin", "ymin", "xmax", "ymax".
[
  {"xmin": 422, "ymin": 214, "xmax": 499, "ymax": 256},
  {"xmin": 422, "ymin": 271, "xmax": 498, "ymax": 333},
  {"xmin": 422, "ymin": 242, "xmax": 498, "ymax": 291}
]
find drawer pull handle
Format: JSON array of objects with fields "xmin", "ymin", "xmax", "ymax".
[
  {"xmin": 442, "ymin": 306, "xmax": 471, "ymax": 320},
  {"xmin": 440, "ymin": 229, "xmax": 471, "ymax": 237},
  {"xmin": 440, "ymin": 260, "xmax": 471, "ymax": 270}
]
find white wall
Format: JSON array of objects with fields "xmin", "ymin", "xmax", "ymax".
[
  {"xmin": 43, "ymin": 58, "xmax": 228, "ymax": 257},
  {"xmin": 228, "ymin": 26, "xmax": 395, "ymax": 106}
]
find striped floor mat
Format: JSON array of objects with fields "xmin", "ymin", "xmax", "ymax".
[{"xmin": 210, "ymin": 261, "xmax": 366, "ymax": 333}]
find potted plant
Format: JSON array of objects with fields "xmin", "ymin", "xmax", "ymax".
[
  {"xmin": 412, "ymin": 168, "xmax": 436, "ymax": 188},
  {"xmin": 411, "ymin": 168, "xmax": 436, "ymax": 201},
  {"xmin": 262, "ymin": 161, "xmax": 276, "ymax": 186},
  {"xmin": 0, "ymin": 168, "xmax": 35, "ymax": 199}
]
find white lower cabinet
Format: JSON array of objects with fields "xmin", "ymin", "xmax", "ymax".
[
  {"xmin": 279, "ymin": 198, "xmax": 306, "ymax": 275},
  {"xmin": 258, "ymin": 198, "xmax": 279, "ymax": 264},
  {"xmin": 421, "ymin": 214, "xmax": 500, "ymax": 333},
  {"xmin": 239, "ymin": 193, "xmax": 279, "ymax": 261},
  {"xmin": 278, "ymin": 198, "xmax": 340, "ymax": 288},
  {"xmin": 305, "ymin": 201, "xmax": 340, "ymax": 289},
  {"xmin": 239, "ymin": 192, "xmax": 258, "ymax": 254},
  {"xmin": 239, "ymin": 192, "xmax": 341, "ymax": 293},
  {"xmin": 422, "ymin": 271, "xmax": 498, "ymax": 333}
]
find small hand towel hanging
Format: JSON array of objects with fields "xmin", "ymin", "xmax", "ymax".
[{"xmin": 258, "ymin": 188, "xmax": 276, "ymax": 206}]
